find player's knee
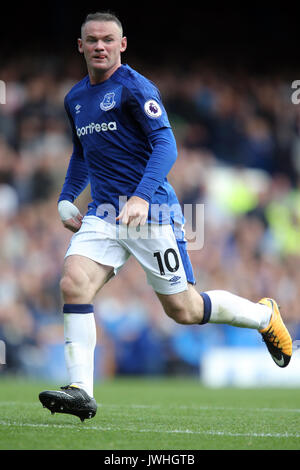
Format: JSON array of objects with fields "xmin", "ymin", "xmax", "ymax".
[
  {"xmin": 164, "ymin": 304, "xmax": 193, "ymax": 325},
  {"xmin": 173, "ymin": 310, "xmax": 192, "ymax": 325},
  {"xmin": 60, "ymin": 270, "xmax": 89, "ymax": 301},
  {"xmin": 60, "ymin": 274, "xmax": 78, "ymax": 300}
]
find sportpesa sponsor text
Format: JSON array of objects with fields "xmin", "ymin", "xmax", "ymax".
[{"xmin": 76, "ymin": 121, "xmax": 117, "ymax": 137}]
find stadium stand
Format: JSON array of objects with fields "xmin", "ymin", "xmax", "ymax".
[{"xmin": 0, "ymin": 53, "xmax": 300, "ymax": 380}]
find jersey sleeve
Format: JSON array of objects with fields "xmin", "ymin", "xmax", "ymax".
[
  {"xmin": 58, "ymin": 97, "xmax": 89, "ymax": 203},
  {"xmin": 123, "ymin": 82, "xmax": 171, "ymax": 135},
  {"xmin": 133, "ymin": 127, "xmax": 178, "ymax": 202}
]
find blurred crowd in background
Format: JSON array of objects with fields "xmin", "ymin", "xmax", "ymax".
[{"xmin": 1, "ymin": 52, "xmax": 300, "ymax": 381}]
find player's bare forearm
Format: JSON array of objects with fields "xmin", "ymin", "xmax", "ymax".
[{"xmin": 116, "ymin": 195, "xmax": 149, "ymax": 227}]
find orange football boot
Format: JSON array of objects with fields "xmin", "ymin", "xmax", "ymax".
[{"xmin": 259, "ymin": 298, "xmax": 292, "ymax": 368}]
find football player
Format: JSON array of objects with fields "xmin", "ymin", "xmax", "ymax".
[{"xmin": 39, "ymin": 12, "xmax": 292, "ymax": 422}]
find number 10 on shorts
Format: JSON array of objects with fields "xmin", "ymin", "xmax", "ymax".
[{"xmin": 154, "ymin": 249, "xmax": 180, "ymax": 275}]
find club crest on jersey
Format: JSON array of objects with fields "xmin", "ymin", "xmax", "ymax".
[
  {"xmin": 144, "ymin": 99, "xmax": 162, "ymax": 119},
  {"xmin": 100, "ymin": 92, "xmax": 116, "ymax": 111}
]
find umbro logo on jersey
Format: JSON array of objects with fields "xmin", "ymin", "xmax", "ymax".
[
  {"xmin": 75, "ymin": 104, "xmax": 82, "ymax": 114},
  {"xmin": 76, "ymin": 121, "xmax": 117, "ymax": 137}
]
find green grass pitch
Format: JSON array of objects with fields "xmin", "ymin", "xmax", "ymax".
[{"xmin": 0, "ymin": 376, "xmax": 299, "ymax": 450}]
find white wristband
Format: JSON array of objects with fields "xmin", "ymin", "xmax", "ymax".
[{"xmin": 58, "ymin": 200, "xmax": 80, "ymax": 222}]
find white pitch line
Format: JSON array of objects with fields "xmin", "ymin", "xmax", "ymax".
[
  {"xmin": 0, "ymin": 420, "xmax": 299, "ymax": 439},
  {"xmin": 1, "ymin": 402, "xmax": 300, "ymax": 414}
]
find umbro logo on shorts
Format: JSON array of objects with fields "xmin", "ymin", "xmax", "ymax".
[{"xmin": 169, "ymin": 275, "xmax": 181, "ymax": 286}]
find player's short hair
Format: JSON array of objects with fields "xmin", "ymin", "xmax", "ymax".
[{"xmin": 81, "ymin": 11, "xmax": 123, "ymax": 37}]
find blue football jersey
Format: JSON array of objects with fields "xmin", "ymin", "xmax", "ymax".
[{"xmin": 63, "ymin": 64, "xmax": 183, "ymax": 225}]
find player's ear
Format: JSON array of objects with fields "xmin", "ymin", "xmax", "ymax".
[
  {"xmin": 120, "ymin": 36, "xmax": 127, "ymax": 53},
  {"xmin": 78, "ymin": 38, "xmax": 84, "ymax": 54}
]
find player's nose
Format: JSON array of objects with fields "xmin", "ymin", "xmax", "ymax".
[{"xmin": 94, "ymin": 41, "xmax": 105, "ymax": 51}]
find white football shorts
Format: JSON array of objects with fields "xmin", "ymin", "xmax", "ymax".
[{"xmin": 64, "ymin": 216, "xmax": 195, "ymax": 295}]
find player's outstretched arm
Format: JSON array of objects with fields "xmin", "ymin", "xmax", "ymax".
[{"xmin": 58, "ymin": 200, "xmax": 83, "ymax": 233}]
